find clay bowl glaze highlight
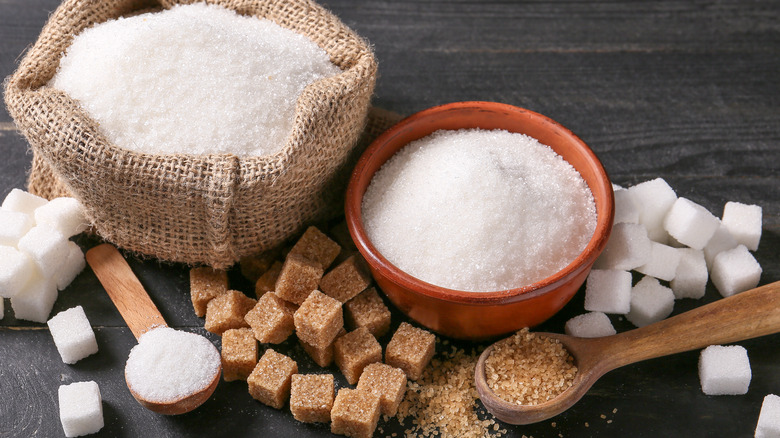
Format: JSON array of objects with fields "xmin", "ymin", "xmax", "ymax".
[{"xmin": 345, "ymin": 101, "xmax": 614, "ymax": 340}]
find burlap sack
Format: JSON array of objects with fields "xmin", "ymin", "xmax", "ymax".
[{"xmin": 4, "ymin": 0, "xmax": 381, "ymax": 269}]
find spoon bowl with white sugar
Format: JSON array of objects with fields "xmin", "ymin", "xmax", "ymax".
[{"xmin": 86, "ymin": 244, "xmax": 221, "ymax": 415}]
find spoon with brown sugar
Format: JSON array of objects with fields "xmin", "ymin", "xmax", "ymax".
[{"xmin": 475, "ymin": 280, "xmax": 780, "ymax": 425}]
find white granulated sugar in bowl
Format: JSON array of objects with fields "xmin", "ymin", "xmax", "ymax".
[
  {"xmin": 49, "ymin": 3, "xmax": 341, "ymax": 157},
  {"xmin": 362, "ymin": 129, "xmax": 597, "ymax": 292},
  {"xmin": 125, "ymin": 327, "xmax": 220, "ymax": 403}
]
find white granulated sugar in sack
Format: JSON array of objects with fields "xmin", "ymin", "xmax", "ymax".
[
  {"xmin": 721, "ymin": 201, "xmax": 762, "ymax": 251},
  {"xmin": 58, "ymin": 381, "xmax": 104, "ymax": 437},
  {"xmin": 125, "ymin": 327, "xmax": 220, "ymax": 403},
  {"xmin": 34, "ymin": 197, "xmax": 88, "ymax": 238},
  {"xmin": 48, "ymin": 305, "xmax": 98, "ymax": 364},
  {"xmin": 711, "ymin": 245, "xmax": 762, "ymax": 298},
  {"xmin": 0, "ymin": 209, "xmax": 34, "ymax": 247},
  {"xmin": 0, "ymin": 245, "xmax": 35, "ymax": 299},
  {"xmin": 698, "ymin": 345, "xmax": 751, "ymax": 396},
  {"xmin": 593, "ymin": 222, "xmax": 652, "ymax": 271},
  {"xmin": 663, "ymin": 197, "xmax": 719, "ymax": 250},
  {"xmin": 613, "ymin": 187, "xmax": 640, "ymax": 225},
  {"xmin": 703, "ymin": 222, "xmax": 739, "ymax": 269},
  {"xmin": 50, "ymin": 3, "xmax": 341, "ymax": 157},
  {"xmin": 635, "ymin": 241, "xmax": 682, "ymax": 282},
  {"xmin": 361, "ymin": 129, "xmax": 596, "ymax": 292},
  {"xmin": 584, "ymin": 269, "xmax": 632, "ymax": 314},
  {"xmin": 670, "ymin": 248, "xmax": 708, "ymax": 300},
  {"xmin": 1, "ymin": 188, "xmax": 47, "ymax": 216},
  {"xmin": 627, "ymin": 178, "xmax": 677, "ymax": 244},
  {"xmin": 565, "ymin": 312, "xmax": 616, "ymax": 338},
  {"xmin": 626, "ymin": 276, "xmax": 674, "ymax": 328}
]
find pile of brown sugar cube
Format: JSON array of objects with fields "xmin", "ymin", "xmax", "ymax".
[{"xmin": 189, "ymin": 225, "xmax": 437, "ymax": 438}]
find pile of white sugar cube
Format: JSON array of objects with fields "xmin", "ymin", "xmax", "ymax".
[{"xmin": 1, "ymin": 189, "xmax": 88, "ymax": 322}]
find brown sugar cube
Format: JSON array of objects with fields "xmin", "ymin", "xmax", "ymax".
[
  {"xmin": 289, "ymin": 374, "xmax": 335, "ymax": 423},
  {"xmin": 288, "ymin": 226, "xmax": 341, "ymax": 270},
  {"xmin": 221, "ymin": 328, "xmax": 257, "ymax": 381},
  {"xmin": 294, "ymin": 290, "xmax": 343, "ymax": 349},
  {"xmin": 319, "ymin": 255, "xmax": 372, "ymax": 303},
  {"xmin": 333, "ymin": 327, "xmax": 382, "ymax": 385},
  {"xmin": 254, "ymin": 261, "xmax": 283, "ymax": 298},
  {"xmin": 204, "ymin": 290, "xmax": 256, "ymax": 335},
  {"xmin": 356, "ymin": 363, "xmax": 407, "ymax": 416},
  {"xmin": 240, "ymin": 249, "xmax": 280, "ymax": 282},
  {"xmin": 275, "ymin": 253, "xmax": 324, "ymax": 305},
  {"xmin": 344, "ymin": 287, "xmax": 391, "ymax": 338},
  {"xmin": 247, "ymin": 349, "xmax": 298, "ymax": 409},
  {"xmin": 299, "ymin": 328, "xmax": 346, "ymax": 367},
  {"xmin": 330, "ymin": 388, "xmax": 381, "ymax": 438},
  {"xmin": 244, "ymin": 292, "xmax": 297, "ymax": 344},
  {"xmin": 189, "ymin": 267, "xmax": 228, "ymax": 317},
  {"xmin": 385, "ymin": 322, "xmax": 436, "ymax": 381}
]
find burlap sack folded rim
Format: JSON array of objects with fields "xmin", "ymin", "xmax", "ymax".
[{"xmin": 4, "ymin": 0, "xmax": 379, "ymax": 269}]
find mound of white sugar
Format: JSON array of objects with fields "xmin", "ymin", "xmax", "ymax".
[
  {"xmin": 50, "ymin": 3, "xmax": 340, "ymax": 157},
  {"xmin": 362, "ymin": 129, "xmax": 597, "ymax": 292},
  {"xmin": 125, "ymin": 327, "xmax": 220, "ymax": 403}
]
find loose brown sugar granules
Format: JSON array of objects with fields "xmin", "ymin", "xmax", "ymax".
[
  {"xmin": 395, "ymin": 345, "xmax": 506, "ymax": 438},
  {"xmin": 484, "ymin": 328, "xmax": 577, "ymax": 406}
]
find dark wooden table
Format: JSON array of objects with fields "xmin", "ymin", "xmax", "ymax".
[{"xmin": 1, "ymin": 1, "xmax": 778, "ymax": 437}]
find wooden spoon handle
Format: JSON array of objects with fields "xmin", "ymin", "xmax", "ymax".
[
  {"xmin": 599, "ymin": 281, "xmax": 780, "ymax": 371},
  {"xmin": 85, "ymin": 243, "xmax": 167, "ymax": 340}
]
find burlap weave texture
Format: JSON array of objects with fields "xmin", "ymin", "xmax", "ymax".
[{"xmin": 5, "ymin": 0, "xmax": 379, "ymax": 269}]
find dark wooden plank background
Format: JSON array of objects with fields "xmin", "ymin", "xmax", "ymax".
[{"xmin": 1, "ymin": 1, "xmax": 778, "ymax": 437}]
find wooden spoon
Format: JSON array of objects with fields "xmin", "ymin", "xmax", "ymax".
[
  {"xmin": 475, "ymin": 280, "xmax": 780, "ymax": 425},
  {"xmin": 86, "ymin": 243, "xmax": 221, "ymax": 415}
]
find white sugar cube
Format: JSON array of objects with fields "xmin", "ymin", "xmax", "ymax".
[
  {"xmin": 0, "ymin": 245, "xmax": 35, "ymax": 299},
  {"xmin": 48, "ymin": 306, "xmax": 98, "ymax": 364},
  {"xmin": 0, "ymin": 209, "xmax": 34, "ymax": 246},
  {"xmin": 565, "ymin": 312, "xmax": 616, "ymax": 338},
  {"xmin": 698, "ymin": 345, "xmax": 751, "ymax": 395},
  {"xmin": 58, "ymin": 381, "xmax": 104, "ymax": 437},
  {"xmin": 626, "ymin": 276, "xmax": 675, "ymax": 327},
  {"xmin": 704, "ymin": 222, "xmax": 738, "ymax": 269},
  {"xmin": 55, "ymin": 241, "xmax": 86, "ymax": 291},
  {"xmin": 627, "ymin": 178, "xmax": 677, "ymax": 243},
  {"xmin": 670, "ymin": 248, "xmax": 708, "ymax": 300},
  {"xmin": 663, "ymin": 197, "xmax": 719, "ymax": 250},
  {"xmin": 0, "ymin": 298, "xmax": 4, "ymax": 320},
  {"xmin": 10, "ymin": 274, "xmax": 58, "ymax": 323},
  {"xmin": 635, "ymin": 241, "xmax": 681, "ymax": 282},
  {"xmin": 34, "ymin": 197, "xmax": 88, "ymax": 238},
  {"xmin": 755, "ymin": 394, "xmax": 780, "ymax": 438},
  {"xmin": 594, "ymin": 223, "xmax": 652, "ymax": 271},
  {"xmin": 1, "ymin": 188, "xmax": 48, "ymax": 216},
  {"xmin": 17, "ymin": 226, "xmax": 69, "ymax": 278},
  {"xmin": 711, "ymin": 245, "xmax": 762, "ymax": 298},
  {"xmin": 722, "ymin": 201, "xmax": 762, "ymax": 251},
  {"xmin": 613, "ymin": 188, "xmax": 640, "ymax": 224},
  {"xmin": 584, "ymin": 269, "xmax": 632, "ymax": 314}
]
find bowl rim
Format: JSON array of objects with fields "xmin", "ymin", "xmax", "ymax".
[{"xmin": 345, "ymin": 101, "xmax": 614, "ymax": 306}]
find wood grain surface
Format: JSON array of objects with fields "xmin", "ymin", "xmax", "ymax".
[{"xmin": 1, "ymin": 1, "xmax": 778, "ymax": 437}]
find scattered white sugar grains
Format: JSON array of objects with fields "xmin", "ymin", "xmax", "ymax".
[
  {"xmin": 613, "ymin": 187, "xmax": 640, "ymax": 224},
  {"xmin": 565, "ymin": 312, "xmax": 616, "ymax": 338},
  {"xmin": 0, "ymin": 209, "xmax": 33, "ymax": 246},
  {"xmin": 663, "ymin": 197, "xmax": 719, "ymax": 250},
  {"xmin": 670, "ymin": 248, "xmax": 708, "ymax": 300},
  {"xmin": 584, "ymin": 269, "xmax": 632, "ymax": 314},
  {"xmin": 125, "ymin": 327, "xmax": 220, "ymax": 403},
  {"xmin": 58, "ymin": 381, "xmax": 103, "ymax": 437},
  {"xmin": 626, "ymin": 276, "xmax": 674, "ymax": 328},
  {"xmin": 47, "ymin": 306, "xmax": 98, "ymax": 364},
  {"xmin": 10, "ymin": 274, "xmax": 58, "ymax": 323},
  {"xmin": 593, "ymin": 223, "xmax": 652, "ymax": 271},
  {"xmin": 722, "ymin": 202, "xmax": 762, "ymax": 251},
  {"xmin": 704, "ymin": 222, "xmax": 739, "ymax": 269},
  {"xmin": 711, "ymin": 245, "xmax": 762, "ymax": 298},
  {"xmin": 1, "ymin": 188, "xmax": 47, "ymax": 216},
  {"xmin": 627, "ymin": 178, "xmax": 677, "ymax": 243},
  {"xmin": 54, "ymin": 241, "xmax": 86, "ymax": 291},
  {"xmin": 0, "ymin": 245, "xmax": 35, "ymax": 299},
  {"xmin": 635, "ymin": 241, "xmax": 682, "ymax": 282},
  {"xmin": 698, "ymin": 345, "xmax": 751, "ymax": 395},
  {"xmin": 17, "ymin": 226, "xmax": 69, "ymax": 278},
  {"xmin": 361, "ymin": 129, "xmax": 596, "ymax": 292},
  {"xmin": 50, "ymin": 3, "xmax": 340, "ymax": 157},
  {"xmin": 34, "ymin": 197, "xmax": 88, "ymax": 237},
  {"xmin": 755, "ymin": 394, "xmax": 780, "ymax": 438}
]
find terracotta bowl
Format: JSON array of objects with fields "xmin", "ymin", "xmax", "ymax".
[{"xmin": 345, "ymin": 101, "xmax": 614, "ymax": 340}]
